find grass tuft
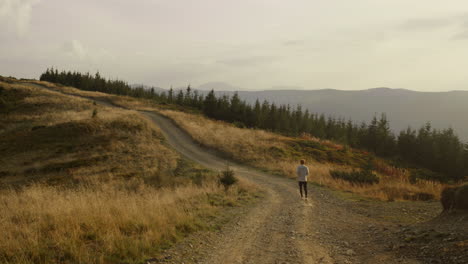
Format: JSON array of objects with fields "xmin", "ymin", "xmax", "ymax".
[{"xmin": 219, "ymin": 166, "xmax": 238, "ymax": 191}]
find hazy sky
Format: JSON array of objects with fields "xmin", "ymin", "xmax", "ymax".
[{"xmin": 1, "ymin": 0, "xmax": 468, "ymax": 91}]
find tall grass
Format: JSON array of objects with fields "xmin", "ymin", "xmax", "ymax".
[
  {"xmin": 0, "ymin": 79, "xmax": 258, "ymax": 263},
  {"xmin": 0, "ymin": 179, "xmax": 251, "ymax": 264},
  {"xmin": 159, "ymin": 110, "xmax": 447, "ymax": 201},
  {"xmin": 0, "ymin": 81, "xmax": 178, "ymax": 186},
  {"xmin": 11, "ymin": 79, "xmax": 447, "ymax": 201}
]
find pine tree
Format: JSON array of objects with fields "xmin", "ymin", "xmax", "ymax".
[
  {"xmin": 184, "ymin": 85, "xmax": 192, "ymax": 105},
  {"xmin": 192, "ymin": 90, "xmax": 199, "ymax": 107},
  {"xmin": 176, "ymin": 90, "xmax": 184, "ymax": 105},
  {"xmin": 253, "ymin": 99, "xmax": 262, "ymax": 127},
  {"xmin": 376, "ymin": 113, "xmax": 395, "ymax": 156},
  {"xmin": 203, "ymin": 90, "xmax": 217, "ymax": 117},
  {"xmin": 230, "ymin": 92, "xmax": 241, "ymax": 121},
  {"xmin": 366, "ymin": 115, "xmax": 379, "ymax": 153},
  {"xmin": 168, "ymin": 87, "xmax": 174, "ymax": 103}
]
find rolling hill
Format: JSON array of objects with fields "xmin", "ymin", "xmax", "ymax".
[{"xmin": 2, "ymin": 75, "xmax": 466, "ymax": 264}]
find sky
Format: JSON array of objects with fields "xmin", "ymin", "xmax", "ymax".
[{"xmin": 1, "ymin": 0, "xmax": 468, "ymax": 91}]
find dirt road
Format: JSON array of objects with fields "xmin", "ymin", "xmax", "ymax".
[
  {"xmin": 143, "ymin": 112, "xmax": 422, "ymax": 264},
  {"xmin": 145, "ymin": 112, "xmax": 334, "ymax": 264},
  {"xmin": 27, "ymin": 82, "xmax": 429, "ymax": 264}
]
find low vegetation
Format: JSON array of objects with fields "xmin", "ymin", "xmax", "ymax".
[
  {"xmin": 219, "ymin": 166, "xmax": 238, "ymax": 191},
  {"xmin": 0, "ymin": 79, "xmax": 176, "ymax": 186},
  {"xmin": 329, "ymin": 169, "xmax": 380, "ymax": 185},
  {"xmin": 38, "ymin": 68, "xmax": 468, "ymax": 183},
  {"xmin": 0, "ymin": 180, "xmax": 252, "ymax": 264},
  {"xmin": 12, "ymin": 77, "xmax": 454, "ymax": 201},
  {"xmin": 0, "ymin": 78, "xmax": 256, "ymax": 263},
  {"xmin": 441, "ymin": 184, "xmax": 468, "ymax": 211},
  {"xmin": 158, "ymin": 110, "xmax": 448, "ymax": 201}
]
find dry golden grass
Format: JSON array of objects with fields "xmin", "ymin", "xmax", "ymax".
[
  {"xmin": 10, "ymin": 79, "xmax": 447, "ymax": 201},
  {"xmin": 159, "ymin": 110, "xmax": 289, "ymax": 164},
  {"xmin": 0, "ymin": 79, "xmax": 257, "ymax": 263},
  {"xmin": 0, "ymin": 179, "xmax": 252, "ymax": 264},
  {"xmin": 0, "ymin": 80, "xmax": 179, "ymax": 186},
  {"xmin": 159, "ymin": 110, "xmax": 447, "ymax": 201},
  {"xmin": 25, "ymin": 79, "xmax": 158, "ymax": 111}
]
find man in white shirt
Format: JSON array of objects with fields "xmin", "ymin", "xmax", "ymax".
[{"xmin": 296, "ymin": 159, "xmax": 309, "ymax": 199}]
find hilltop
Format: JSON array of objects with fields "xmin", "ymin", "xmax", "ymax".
[
  {"xmin": 1, "ymin": 75, "xmax": 466, "ymax": 263},
  {"xmin": 0, "ymin": 77, "xmax": 255, "ymax": 263}
]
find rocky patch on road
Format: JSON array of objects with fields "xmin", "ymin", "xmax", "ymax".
[{"xmin": 392, "ymin": 213, "xmax": 468, "ymax": 264}]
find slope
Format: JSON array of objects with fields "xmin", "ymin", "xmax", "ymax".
[
  {"xmin": 18, "ymin": 79, "xmax": 468, "ymax": 264},
  {"xmin": 0, "ymin": 78, "xmax": 255, "ymax": 264}
]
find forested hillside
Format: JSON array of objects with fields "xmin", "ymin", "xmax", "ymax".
[
  {"xmin": 197, "ymin": 87, "xmax": 468, "ymax": 142},
  {"xmin": 39, "ymin": 68, "xmax": 468, "ymax": 183}
]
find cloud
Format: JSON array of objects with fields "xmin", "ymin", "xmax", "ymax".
[
  {"xmin": 452, "ymin": 30, "xmax": 468, "ymax": 40},
  {"xmin": 398, "ymin": 17, "xmax": 454, "ymax": 31},
  {"xmin": 217, "ymin": 56, "xmax": 277, "ymax": 67},
  {"xmin": 452, "ymin": 15, "xmax": 468, "ymax": 39},
  {"xmin": 62, "ymin": 40, "xmax": 87, "ymax": 59},
  {"xmin": 0, "ymin": 0, "xmax": 40, "ymax": 36},
  {"xmin": 398, "ymin": 14, "xmax": 468, "ymax": 41},
  {"xmin": 283, "ymin": 40, "xmax": 305, "ymax": 46}
]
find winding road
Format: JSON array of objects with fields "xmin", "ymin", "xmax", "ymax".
[
  {"xmin": 29, "ymin": 82, "xmax": 422, "ymax": 264},
  {"xmin": 144, "ymin": 111, "xmax": 333, "ymax": 264}
]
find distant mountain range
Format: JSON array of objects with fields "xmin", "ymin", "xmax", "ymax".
[{"xmin": 133, "ymin": 82, "xmax": 468, "ymax": 141}]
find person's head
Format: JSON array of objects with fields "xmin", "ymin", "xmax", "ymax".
[{"xmin": 300, "ymin": 159, "xmax": 305, "ymax": 165}]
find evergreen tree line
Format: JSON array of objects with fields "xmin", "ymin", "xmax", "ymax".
[{"xmin": 40, "ymin": 68, "xmax": 468, "ymax": 182}]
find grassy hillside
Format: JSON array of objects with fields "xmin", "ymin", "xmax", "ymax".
[
  {"xmin": 22, "ymin": 79, "xmax": 451, "ymax": 202},
  {"xmin": 38, "ymin": 69, "xmax": 468, "ymax": 184},
  {"xmin": 0, "ymin": 78, "xmax": 256, "ymax": 264},
  {"xmin": 158, "ymin": 110, "xmax": 446, "ymax": 201}
]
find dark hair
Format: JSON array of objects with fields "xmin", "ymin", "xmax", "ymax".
[{"xmin": 300, "ymin": 159, "xmax": 305, "ymax": 164}]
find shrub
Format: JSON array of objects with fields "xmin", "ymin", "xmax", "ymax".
[
  {"xmin": 192, "ymin": 171, "xmax": 205, "ymax": 186},
  {"xmin": 92, "ymin": 108, "xmax": 98, "ymax": 118},
  {"xmin": 441, "ymin": 184, "xmax": 468, "ymax": 211},
  {"xmin": 268, "ymin": 146, "xmax": 287, "ymax": 158},
  {"xmin": 232, "ymin": 121, "xmax": 245, "ymax": 128},
  {"xmin": 409, "ymin": 168, "xmax": 446, "ymax": 184},
  {"xmin": 330, "ymin": 169, "xmax": 379, "ymax": 185},
  {"xmin": 326, "ymin": 150, "xmax": 347, "ymax": 164},
  {"xmin": 306, "ymin": 148, "xmax": 327, "ymax": 162},
  {"xmin": 403, "ymin": 192, "xmax": 435, "ymax": 201},
  {"xmin": 219, "ymin": 166, "xmax": 237, "ymax": 190}
]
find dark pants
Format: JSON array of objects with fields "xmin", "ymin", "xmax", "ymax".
[{"xmin": 298, "ymin": 181, "xmax": 308, "ymax": 198}]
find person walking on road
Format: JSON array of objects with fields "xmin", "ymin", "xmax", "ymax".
[{"xmin": 296, "ymin": 159, "xmax": 309, "ymax": 199}]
